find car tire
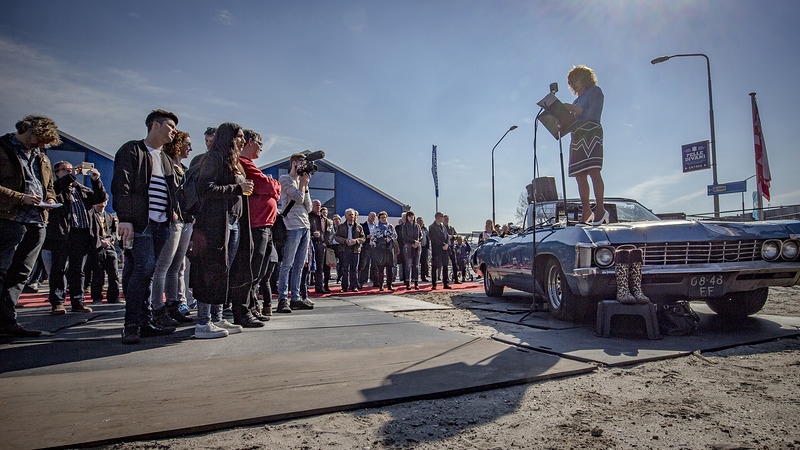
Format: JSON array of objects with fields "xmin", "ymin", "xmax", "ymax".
[
  {"xmin": 483, "ymin": 268, "xmax": 504, "ymax": 297},
  {"xmin": 544, "ymin": 259, "xmax": 578, "ymax": 321},
  {"xmin": 704, "ymin": 287, "xmax": 769, "ymax": 318}
]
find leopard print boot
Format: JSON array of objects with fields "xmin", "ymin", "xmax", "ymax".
[
  {"xmin": 614, "ymin": 249, "xmax": 636, "ymax": 304},
  {"xmin": 629, "ymin": 249, "xmax": 650, "ymax": 304}
]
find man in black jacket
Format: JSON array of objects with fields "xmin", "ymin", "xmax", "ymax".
[
  {"xmin": 428, "ymin": 212, "xmax": 451, "ymax": 290},
  {"xmin": 111, "ymin": 109, "xmax": 179, "ymax": 344},
  {"xmin": 309, "ymin": 200, "xmax": 332, "ymax": 294},
  {"xmin": 47, "ymin": 161, "xmax": 107, "ymax": 314},
  {"xmin": 88, "ymin": 199, "xmax": 119, "ymax": 304},
  {"xmin": 0, "ymin": 115, "xmax": 60, "ymax": 337}
]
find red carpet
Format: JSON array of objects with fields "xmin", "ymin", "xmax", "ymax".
[{"xmin": 15, "ymin": 280, "xmax": 483, "ymax": 308}]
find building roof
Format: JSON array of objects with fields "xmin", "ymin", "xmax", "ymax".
[
  {"xmin": 58, "ymin": 130, "xmax": 115, "ymax": 160},
  {"xmin": 259, "ymin": 151, "xmax": 406, "ymax": 207}
]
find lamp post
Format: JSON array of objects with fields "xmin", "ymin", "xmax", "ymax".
[
  {"xmin": 491, "ymin": 125, "xmax": 518, "ymax": 224},
  {"xmin": 652, "ymin": 53, "xmax": 720, "ymax": 217},
  {"xmin": 742, "ymin": 174, "xmax": 756, "ymax": 219}
]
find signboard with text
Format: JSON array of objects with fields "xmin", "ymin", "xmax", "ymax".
[
  {"xmin": 682, "ymin": 140, "xmax": 710, "ymax": 173},
  {"xmin": 707, "ymin": 180, "xmax": 747, "ymax": 196}
]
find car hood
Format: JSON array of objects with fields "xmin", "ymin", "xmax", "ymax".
[{"xmin": 593, "ymin": 220, "xmax": 800, "ymax": 244}]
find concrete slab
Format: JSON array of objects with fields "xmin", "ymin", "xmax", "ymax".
[
  {"xmin": 0, "ymin": 333, "xmax": 593, "ymax": 449},
  {"xmin": 493, "ymin": 303, "xmax": 800, "ymax": 367},
  {"xmin": 345, "ymin": 294, "xmax": 454, "ymax": 312}
]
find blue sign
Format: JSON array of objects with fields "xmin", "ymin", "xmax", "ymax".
[
  {"xmin": 707, "ymin": 180, "xmax": 747, "ymax": 196},
  {"xmin": 682, "ymin": 140, "xmax": 710, "ymax": 173}
]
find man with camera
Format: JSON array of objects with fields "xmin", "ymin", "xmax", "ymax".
[
  {"xmin": 47, "ymin": 160, "xmax": 107, "ymax": 314},
  {"xmin": 276, "ymin": 153, "xmax": 314, "ymax": 313}
]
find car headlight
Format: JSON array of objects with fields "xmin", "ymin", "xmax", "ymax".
[
  {"xmin": 782, "ymin": 240, "xmax": 799, "ymax": 260},
  {"xmin": 762, "ymin": 240, "xmax": 781, "ymax": 261},
  {"xmin": 594, "ymin": 247, "xmax": 615, "ymax": 268}
]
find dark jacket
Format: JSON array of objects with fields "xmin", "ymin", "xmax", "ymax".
[
  {"xmin": 111, "ymin": 140, "xmax": 177, "ymax": 233},
  {"xmin": 400, "ymin": 221, "xmax": 422, "ymax": 246},
  {"xmin": 46, "ymin": 174, "xmax": 106, "ymax": 241},
  {"xmin": 309, "ymin": 211, "xmax": 332, "ymax": 246},
  {"xmin": 428, "ymin": 221, "xmax": 450, "ymax": 255},
  {"xmin": 88, "ymin": 208, "xmax": 118, "ymax": 250},
  {"xmin": 334, "ymin": 221, "xmax": 365, "ymax": 254},
  {"xmin": 0, "ymin": 133, "xmax": 56, "ymax": 222},
  {"xmin": 188, "ymin": 151, "xmax": 253, "ymax": 305}
]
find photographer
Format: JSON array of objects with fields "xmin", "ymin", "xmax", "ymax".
[{"xmin": 276, "ymin": 153, "xmax": 314, "ymax": 313}]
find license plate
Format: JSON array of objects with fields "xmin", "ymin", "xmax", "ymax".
[{"xmin": 688, "ymin": 274, "xmax": 725, "ymax": 297}]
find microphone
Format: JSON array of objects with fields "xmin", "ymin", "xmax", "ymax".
[
  {"xmin": 550, "ymin": 82, "xmax": 558, "ymax": 94},
  {"xmin": 305, "ymin": 150, "xmax": 325, "ymax": 161}
]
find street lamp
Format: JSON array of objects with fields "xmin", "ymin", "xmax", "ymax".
[
  {"xmin": 652, "ymin": 53, "xmax": 720, "ymax": 217},
  {"xmin": 491, "ymin": 125, "xmax": 518, "ymax": 224}
]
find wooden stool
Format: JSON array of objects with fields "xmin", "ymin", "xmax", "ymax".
[{"xmin": 596, "ymin": 300, "xmax": 661, "ymax": 339}]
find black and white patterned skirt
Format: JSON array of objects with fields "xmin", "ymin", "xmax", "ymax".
[{"xmin": 568, "ymin": 120, "xmax": 603, "ymax": 177}]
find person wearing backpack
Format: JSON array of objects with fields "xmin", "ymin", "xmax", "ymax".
[{"xmin": 188, "ymin": 122, "xmax": 255, "ymax": 338}]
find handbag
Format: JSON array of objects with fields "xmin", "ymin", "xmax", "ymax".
[
  {"xmin": 658, "ymin": 301, "xmax": 700, "ymax": 336},
  {"xmin": 325, "ymin": 248, "xmax": 337, "ymax": 267},
  {"xmin": 271, "ymin": 200, "xmax": 296, "ymax": 248}
]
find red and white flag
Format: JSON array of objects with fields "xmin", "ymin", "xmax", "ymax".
[{"xmin": 750, "ymin": 93, "xmax": 771, "ymax": 201}]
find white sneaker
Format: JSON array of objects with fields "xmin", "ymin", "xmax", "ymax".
[
  {"xmin": 195, "ymin": 323, "xmax": 228, "ymax": 339},
  {"xmin": 213, "ymin": 319, "xmax": 243, "ymax": 334}
]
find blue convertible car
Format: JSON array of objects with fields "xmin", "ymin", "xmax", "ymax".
[{"xmin": 472, "ymin": 198, "xmax": 800, "ymax": 320}]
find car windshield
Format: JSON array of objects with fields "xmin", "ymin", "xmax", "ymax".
[{"xmin": 526, "ymin": 199, "xmax": 660, "ymax": 228}]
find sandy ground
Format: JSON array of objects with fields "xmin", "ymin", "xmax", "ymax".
[{"xmin": 104, "ymin": 285, "xmax": 800, "ymax": 450}]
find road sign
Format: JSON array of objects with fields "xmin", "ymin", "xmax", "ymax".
[
  {"xmin": 707, "ymin": 180, "xmax": 747, "ymax": 196},
  {"xmin": 682, "ymin": 140, "xmax": 710, "ymax": 173}
]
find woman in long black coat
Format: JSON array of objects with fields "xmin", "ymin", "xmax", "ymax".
[{"xmin": 188, "ymin": 122, "xmax": 254, "ymax": 339}]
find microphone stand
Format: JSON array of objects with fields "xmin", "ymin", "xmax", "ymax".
[{"xmin": 519, "ymin": 107, "xmax": 547, "ymax": 322}]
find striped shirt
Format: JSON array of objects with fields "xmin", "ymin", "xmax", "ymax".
[{"xmin": 147, "ymin": 147, "xmax": 169, "ymax": 223}]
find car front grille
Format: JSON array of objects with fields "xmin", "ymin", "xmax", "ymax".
[{"xmin": 639, "ymin": 240, "xmax": 762, "ymax": 265}]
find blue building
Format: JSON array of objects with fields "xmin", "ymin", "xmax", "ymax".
[
  {"xmin": 48, "ymin": 131, "xmax": 116, "ymax": 212},
  {"xmin": 259, "ymin": 152, "xmax": 408, "ymax": 218}
]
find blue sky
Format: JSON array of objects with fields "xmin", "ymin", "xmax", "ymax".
[{"xmin": 1, "ymin": 0, "xmax": 798, "ymax": 232}]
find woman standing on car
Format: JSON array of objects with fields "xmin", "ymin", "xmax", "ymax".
[{"xmin": 564, "ymin": 65, "xmax": 606, "ymax": 226}]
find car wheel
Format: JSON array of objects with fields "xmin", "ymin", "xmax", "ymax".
[
  {"xmin": 483, "ymin": 268, "xmax": 504, "ymax": 297},
  {"xmin": 545, "ymin": 259, "xmax": 578, "ymax": 321},
  {"xmin": 704, "ymin": 287, "xmax": 769, "ymax": 318}
]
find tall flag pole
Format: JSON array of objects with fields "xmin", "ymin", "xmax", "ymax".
[
  {"xmin": 750, "ymin": 92, "xmax": 770, "ymax": 219},
  {"xmin": 431, "ymin": 144, "xmax": 439, "ymax": 212}
]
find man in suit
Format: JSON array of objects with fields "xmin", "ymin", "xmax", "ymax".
[
  {"xmin": 309, "ymin": 200, "xmax": 332, "ymax": 294},
  {"xmin": 334, "ymin": 208, "xmax": 365, "ymax": 292},
  {"xmin": 88, "ymin": 199, "xmax": 120, "ymax": 304},
  {"xmin": 359, "ymin": 211, "xmax": 378, "ymax": 288},
  {"xmin": 428, "ymin": 212, "xmax": 451, "ymax": 290}
]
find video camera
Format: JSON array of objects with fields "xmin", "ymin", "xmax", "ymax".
[{"xmin": 296, "ymin": 150, "xmax": 325, "ymax": 176}]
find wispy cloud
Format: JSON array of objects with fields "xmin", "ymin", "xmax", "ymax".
[
  {"xmin": 127, "ymin": 12, "xmax": 141, "ymax": 19},
  {"xmin": 214, "ymin": 10, "xmax": 234, "ymax": 26}
]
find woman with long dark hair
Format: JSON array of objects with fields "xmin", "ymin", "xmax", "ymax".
[{"xmin": 188, "ymin": 122, "xmax": 255, "ymax": 339}]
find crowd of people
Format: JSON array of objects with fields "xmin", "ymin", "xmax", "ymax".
[{"xmin": 0, "ymin": 112, "xmax": 477, "ymax": 343}]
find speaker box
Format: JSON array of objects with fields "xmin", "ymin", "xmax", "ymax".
[{"xmin": 526, "ymin": 177, "xmax": 558, "ymax": 202}]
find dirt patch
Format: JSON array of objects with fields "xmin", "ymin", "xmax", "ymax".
[{"xmin": 104, "ymin": 286, "xmax": 800, "ymax": 449}]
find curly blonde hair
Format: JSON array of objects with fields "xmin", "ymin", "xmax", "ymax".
[
  {"xmin": 15, "ymin": 115, "xmax": 62, "ymax": 147},
  {"xmin": 568, "ymin": 65, "xmax": 597, "ymax": 95}
]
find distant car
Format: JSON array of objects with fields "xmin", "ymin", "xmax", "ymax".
[{"xmin": 471, "ymin": 198, "xmax": 800, "ymax": 321}]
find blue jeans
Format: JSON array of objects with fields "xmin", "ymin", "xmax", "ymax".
[
  {"xmin": 277, "ymin": 227, "xmax": 309, "ymax": 302},
  {"xmin": 151, "ymin": 221, "xmax": 191, "ymax": 309},
  {"xmin": 0, "ymin": 220, "xmax": 45, "ymax": 327},
  {"xmin": 122, "ymin": 220, "xmax": 171, "ymax": 328}
]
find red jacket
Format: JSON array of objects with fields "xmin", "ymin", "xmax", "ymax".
[{"xmin": 239, "ymin": 156, "xmax": 280, "ymax": 227}]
